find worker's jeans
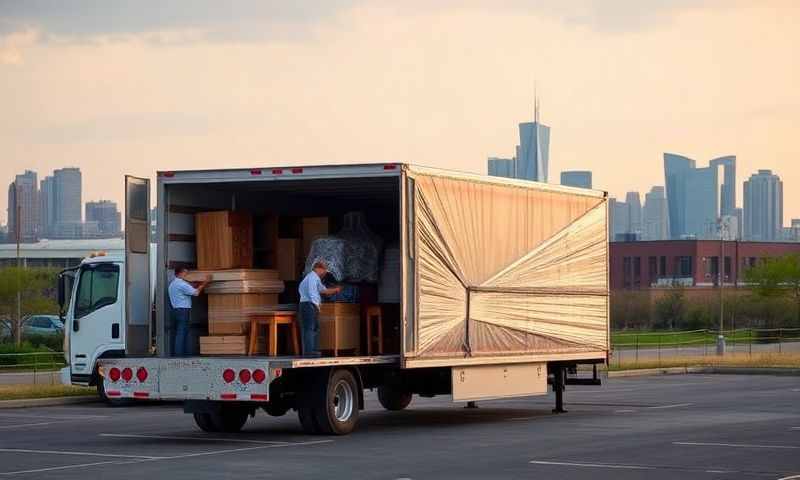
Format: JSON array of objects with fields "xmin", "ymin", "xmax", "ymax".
[
  {"xmin": 299, "ymin": 302, "xmax": 321, "ymax": 357},
  {"xmin": 172, "ymin": 308, "xmax": 191, "ymax": 357}
]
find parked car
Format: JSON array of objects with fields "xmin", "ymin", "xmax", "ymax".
[{"xmin": 21, "ymin": 315, "xmax": 64, "ymax": 337}]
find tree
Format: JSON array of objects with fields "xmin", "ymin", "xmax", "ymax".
[
  {"xmin": 745, "ymin": 254, "xmax": 800, "ymax": 326},
  {"xmin": 654, "ymin": 287, "xmax": 686, "ymax": 330},
  {"xmin": 0, "ymin": 267, "xmax": 59, "ymax": 346}
]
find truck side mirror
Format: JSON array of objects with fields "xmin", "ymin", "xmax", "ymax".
[{"xmin": 57, "ymin": 274, "xmax": 66, "ymax": 310}]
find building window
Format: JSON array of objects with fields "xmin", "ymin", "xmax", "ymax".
[
  {"xmin": 724, "ymin": 256, "xmax": 732, "ymax": 281},
  {"xmin": 659, "ymin": 256, "xmax": 667, "ymax": 276},
  {"xmin": 678, "ymin": 256, "xmax": 693, "ymax": 277},
  {"xmin": 648, "ymin": 256, "xmax": 658, "ymax": 279},
  {"xmin": 623, "ymin": 256, "xmax": 632, "ymax": 289},
  {"xmin": 634, "ymin": 257, "xmax": 641, "ymax": 288}
]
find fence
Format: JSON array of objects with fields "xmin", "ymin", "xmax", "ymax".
[
  {"xmin": 611, "ymin": 328, "xmax": 800, "ymax": 368},
  {"xmin": 0, "ymin": 352, "xmax": 66, "ymax": 385}
]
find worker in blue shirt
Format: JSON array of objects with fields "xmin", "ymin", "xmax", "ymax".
[
  {"xmin": 168, "ymin": 267, "xmax": 211, "ymax": 356},
  {"xmin": 298, "ymin": 260, "xmax": 342, "ymax": 357}
]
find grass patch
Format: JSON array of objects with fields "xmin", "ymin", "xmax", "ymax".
[
  {"xmin": 611, "ymin": 330, "xmax": 796, "ymax": 348},
  {"xmin": 0, "ymin": 384, "xmax": 94, "ymax": 401},
  {"xmin": 608, "ymin": 353, "xmax": 800, "ymax": 371}
]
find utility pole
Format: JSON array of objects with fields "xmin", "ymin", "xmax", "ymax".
[
  {"xmin": 14, "ymin": 184, "xmax": 22, "ymax": 347},
  {"xmin": 717, "ymin": 216, "xmax": 726, "ymax": 355}
]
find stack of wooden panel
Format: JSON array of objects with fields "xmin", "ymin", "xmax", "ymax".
[
  {"xmin": 195, "ymin": 211, "xmax": 254, "ymax": 270},
  {"xmin": 187, "ymin": 269, "xmax": 284, "ymax": 355}
]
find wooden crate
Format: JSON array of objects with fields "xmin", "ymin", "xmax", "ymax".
[
  {"xmin": 195, "ymin": 211, "xmax": 253, "ymax": 270},
  {"xmin": 199, "ymin": 335, "xmax": 248, "ymax": 355},
  {"xmin": 207, "ymin": 293, "xmax": 279, "ymax": 335},
  {"xmin": 319, "ymin": 303, "xmax": 361, "ymax": 355},
  {"xmin": 277, "ymin": 238, "xmax": 303, "ymax": 281},
  {"xmin": 302, "ymin": 217, "xmax": 329, "ymax": 256}
]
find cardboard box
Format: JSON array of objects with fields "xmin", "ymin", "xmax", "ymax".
[
  {"xmin": 319, "ymin": 303, "xmax": 361, "ymax": 354},
  {"xmin": 195, "ymin": 211, "xmax": 253, "ymax": 270},
  {"xmin": 277, "ymin": 238, "xmax": 302, "ymax": 281},
  {"xmin": 302, "ymin": 217, "xmax": 329, "ymax": 256},
  {"xmin": 199, "ymin": 335, "xmax": 248, "ymax": 355}
]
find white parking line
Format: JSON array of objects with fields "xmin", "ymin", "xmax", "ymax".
[
  {"xmin": 0, "ymin": 460, "xmax": 128, "ymax": 476},
  {"xmin": 530, "ymin": 460, "xmax": 653, "ymax": 470},
  {"xmin": 99, "ymin": 433, "xmax": 291, "ymax": 444},
  {"xmin": 0, "ymin": 413, "xmax": 107, "ymax": 420},
  {"xmin": 615, "ymin": 409, "xmax": 636, "ymax": 413},
  {"xmin": 673, "ymin": 441, "xmax": 800, "ymax": 450},
  {"xmin": 159, "ymin": 439, "xmax": 333, "ymax": 460},
  {"xmin": 0, "ymin": 448, "xmax": 163, "ymax": 459},
  {"xmin": 647, "ymin": 403, "xmax": 692, "ymax": 410},
  {"xmin": 0, "ymin": 421, "xmax": 70, "ymax": 430}
]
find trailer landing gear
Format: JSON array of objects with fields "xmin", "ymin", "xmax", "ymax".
[{"xmin": 552, "ymin": 366, "xmax": 567, "ymax": 414}]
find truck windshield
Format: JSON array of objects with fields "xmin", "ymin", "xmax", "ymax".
[{"xmin": 74, "ymin": 264, "xmax": 120, "ymax": 319}]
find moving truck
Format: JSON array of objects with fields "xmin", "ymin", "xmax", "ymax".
[{"xmin": 98, "ymin": 163, "xmax": 610, "ymax": 435}]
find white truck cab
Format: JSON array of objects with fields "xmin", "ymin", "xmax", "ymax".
[{"xmin": 58, "ymin": 250, "xmax": 155, "ymax": 399}]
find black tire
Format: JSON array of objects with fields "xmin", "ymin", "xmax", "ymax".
[
  {"xmin": 193, "ymin": 412, "xmax": 219, "ymax": 432},
  {"xmin": 96, "ymin": 376, "xmax": 128, "ymax": 407},
  {"xmin": 210, "ymin": 406, "xmax": 249, "ymax": 433},
  {"xmin": 264, "ymin": 402, "xmax": 290, "ymax": 417},
  {"xmin": 312, "ymin": 369, "xmax": 359, "ymax": 435},
  {"xmin": 298, "ymin": 407, "xmax": 320, "ymax": 434},
  {"xmin": 378, "ymin": 385, "xmax": 413, "ymax": 411}
]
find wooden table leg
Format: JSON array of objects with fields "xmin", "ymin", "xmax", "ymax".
[
  {"xmin": 290, "ymin": 320, "xmax": 300, "ymax": 355},
  {"xmin": 268, "ymin": 319, "xmax": 277, "ymax": 357},
  {"xmin": 248, "ymin": 317, "xmax": 258, "ymax": 356},
  {"xmin": 366, "ymin": 310, "xmax": 373, "ymax": 356}
]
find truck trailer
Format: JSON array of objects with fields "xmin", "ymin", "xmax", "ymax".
[{"xmin": 99, "ymin": 163, "xmax": 610, "ymax": 435}]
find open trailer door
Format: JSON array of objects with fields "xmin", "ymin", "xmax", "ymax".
[{"xmin": 124, "ymin": 175, "xmax": 151, "ymax": 356}]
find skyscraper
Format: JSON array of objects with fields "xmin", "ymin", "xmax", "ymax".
[
  {"xmin": 642, "ymin": 186, "xmax": 668, "ymax": 240},
  {"xmin": 743, "ymin": 169, "xmax": 783, "ymax": 241},
  {"xmin": 516, "ymin": 98, "xmax": 550, "ymax": 182},
  {"xmin": 7, "ymin": 170, "xmax": 39, "ymax": 243},
  {"xmin": 39, "ymin": 175, "xmax": 55, "ymax": 237},
  {"xmin": 664, "ymin": 153, "xmax": 735, "ymax": 239},
  {"xmin": 86, "ymin": 200, "xmax": 122, "ymax": 237},
  {"xmin": 560, "ymin": 171, "xmax": 592, "ymax": 189},
  {"xmin": 625, "ymin": 192, "xmax": 642, "ymax": 235},
  {"xmin": 52, "ymin": 167, "xmax": 82, "ymax": 238},
  {"xmin": 487, "ymin": 157, "xmax": 516, "ymax": 179}
]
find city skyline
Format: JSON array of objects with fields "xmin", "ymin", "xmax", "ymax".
[{"xmin": 0, "ymin": 2, "xmax": 798, "ymax": 224}]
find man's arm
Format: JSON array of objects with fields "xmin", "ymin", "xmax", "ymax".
[
  {"xmin": 193, "ymin": 275, "xmax": 213, "ymax": 296},
  {"xmin": 317, "ymin": 277, "xmax": 342, "ymax": 296}
]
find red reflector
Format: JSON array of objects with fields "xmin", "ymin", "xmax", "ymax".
[
  {"xmin": 383, "ymin": 164, "xmax": 397, "ymax": 170},
  {"xmin": 239, "ymin": 369, "xmax": 252, "ymax": 384},
  {"xmin": 272, "ymin": 168, "xmax": 283, "ymax": 175},
  {"xmin": 291, "ymin": 168, "xmax": 303, "ymax": 174},
  {"xmin": 133, "ymin": 391, "xmax": 150, "ymax": 398},
  {"xmin": 220, "ymin": 393, "xmax": 237, "ymax": 400},
  {"xmin": 252, "ymin": 369, "xmax": 266, "ymax": 384},
  {"xmin": 136, "ymin": 367, "xmax": 148, "ymax": 383},
  {"xmin": 161, "ymin": 171, "xmax": 175, "ymax": 177},
  {"xmin": 250, "ymin": 393, "xmax": 268, "ymax": 401},
  {"xmin": 109, "ymin": 368, "xmax": 121, "ymax": 382},
  {"xmin": 121, "ymin": 368, "xmax": 133, "ymax": 382},
  {"xmin": 222, "ymin": 368, "xmax": 235, "ymax": 383},
  {"xmin": 273, "ymin": 368, "xmax": 282, "ymax": 378},
  {"xmin": 250, "ymin": 169, "xmax": 262, "ymax": 175},
  {"xmin": 106, "ymin": 390, "xmax": 121, "ymax": 397}
]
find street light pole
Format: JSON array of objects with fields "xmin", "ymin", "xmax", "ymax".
[
  {"xmin": 716, "ymin": 217, "xmax": 727, "ymax": 355},
  {"xmin": 14, "ymin": 184, "xmax": 22, "ymax": 347}
]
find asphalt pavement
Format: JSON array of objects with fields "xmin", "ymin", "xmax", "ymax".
[{"xmin": 0, "ymin": 374, "xmax": 797, "ymax": 479}]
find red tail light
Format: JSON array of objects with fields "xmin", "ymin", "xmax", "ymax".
[
  {"xmin": 239, "ymin": 369, "xmax": 252, "ymax": 384},
  {"xmin": 109, "ymin": 368, "xmax": 121, "ymax": 382},
  {"xmin": 272, "ymin": 168, "xmax": 283, "ymax": 175},
  {"xmin": 250, "ymin": 169, "xmax": 262, "ymax": 175},
  {"xmin": 291, "ymin": 167, "xmax": 303, "ymax": 174},
  {"xmin": 222, "ymin": 368, "xmax": 235, "ymax": 383},
  {"xmin": 121, "ymin": 368, "xmax": 133, "ymax": 382},
  {"xmin": 220, "ymin": 393, "xmax": 237, "ymax": 400},
  {"xmin": 250, "ymin": 393, "xmax": 268, "ymax": 401},
  {"xmin": 133, "ymin": 391, "xmax": 150, "ymax": 398},
  {"xmin": 252, "ymin": 369, "xmax": 266, "ymax": 384},
  {"xmin": 136, "ymin": 367, "xmax": 148, "ymax": 382},
  {"xmin": 383, "ymin": 164, "xmax": 398, "ymax": 170}
]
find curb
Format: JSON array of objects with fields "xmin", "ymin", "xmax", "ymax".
[
  {"xmin": 608, "ymin": 366, "xmax": 800, "ymax": 378},
  {"xmin": 0, "ymin": 396, "xmax": 100, "ymax": 409}
]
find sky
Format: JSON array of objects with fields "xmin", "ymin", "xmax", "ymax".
[{"xmin": 0, "ymin": 0, "xmax": 798, "ymax": 225}]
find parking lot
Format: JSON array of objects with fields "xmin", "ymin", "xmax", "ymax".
[{"xmin": 0, "ymin": 374, "xmax": 797, "ymax": 479}]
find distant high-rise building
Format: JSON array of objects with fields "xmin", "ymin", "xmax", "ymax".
[
  {"xmin": 52, "ymin": 167, "xmax": 82, "ymax": 239},
  {"xmin": 642, "ymin": 186, "xmax": 668, "ymax": 240},
  {"xmin": 560, "ymin": 171, "xmax": 592, "ymax": 189},
  {"xmin": 664, "ymin": 153, "xmax": 735, "ymax": 239},
  {"xmin": 39, "ymin": 175, "xmax": 55, "ymax": 237},
  {"xmin": 625, "ymin": 192, "xmax": 642, "ymax": 235},
  {"xmin": 86, "ymin": 200, "xmax": 121, "ymax": 237},
  {"xmin": 744, "ymin": 169, "xmax": 783, "ymax": 241},
  {"xmin": 516, "ymin": 98, "xmax": 550, "ymax": 182},
  {"xmin": 7, "ymin": 170, "xmax": 39, "ymax": 243},
  {"xmin": 487, "ymin": 157, "xmax": 516, "ymax": 179},
  {"xmin": 609, "ymin": 197, "xmax": 630, "ymax": 241}
]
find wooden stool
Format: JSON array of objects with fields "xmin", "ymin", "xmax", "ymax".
[
  {"xmin": 365, "ymin": 305, "xmax": 384, "ymax": 355},
  {"xmin": 248, "ymin": 312, "xmax": 300, "ymax": 356}
]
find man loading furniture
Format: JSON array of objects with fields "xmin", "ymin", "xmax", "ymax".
[{"xmin": 298, "ymin": 259, "xmax": 342, "ymax": 357}]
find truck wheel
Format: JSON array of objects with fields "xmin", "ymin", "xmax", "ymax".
[
  {"xmin": 211, "ymin": 406, "xmax": 249, "ymax": 433},
  {"xmin": 297, "ymin": 407, "xmax": 320, "ymax": 434},
  {"xmin": 263, "ymin": 402, "xmax": 290, "ymax": 417},
  {"xmin": 377, "ymin": 385, "xmax": 413, "ymax": 411},
  {"xmin": 313, "ymin": 369, "xmax": 359, "ymax": 435},
  {"xmin": 193, "ymin": 413, "xmax": 219, "ymax": 432}
]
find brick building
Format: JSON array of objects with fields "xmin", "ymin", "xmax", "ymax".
[{"xmin": 610, "ymin": 240, "xmax": 800, "ymax": 291}]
